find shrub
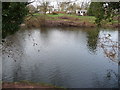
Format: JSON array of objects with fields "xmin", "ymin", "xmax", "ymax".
[{"xmin": 52, "ymin": 12, "xmax": 58, "ymax": 15}]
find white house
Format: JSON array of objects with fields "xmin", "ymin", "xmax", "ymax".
[{"xmin": 76, "ymin": 10, "xmax": 87, "ymax": 16}]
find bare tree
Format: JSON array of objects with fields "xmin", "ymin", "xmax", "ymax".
[
  {"xmin": 56, "ymin": 0, "xmax": 60, "ymax": 11},
  {"xmin": 99, "ymin": 34, "xmax": 119, "ymax": 63},
  {"xmin": 37, "ymin": 0, "xmax": 50, "ymax": 15},
  {"xmin": 27, "ymin": 4, "xmax": 37, "ymax": 14},
  {"xmin": 60, "ymin": 1, "xmax": 71, "ymax": 12}
]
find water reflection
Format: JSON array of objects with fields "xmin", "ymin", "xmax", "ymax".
[
  {"xmin": 93, "ymin": 69, "xmax": 118, "ymax": 88},
  {"xmin": 2, "ymin": 32, "xmax": 25, "ymax": 82},
  {"xmin": 86, "ymin": 28, "xmax": 99, "ymax": 53},
  {"xmin": 98, "ymin": 34, "xmax": 118, "ymax": 63},
  {"xmin": 40, "ymin": 27, "xmax": 52, "ymax": 46},
  {"xmin": 2, "ymin": 27, "xmax": 118, "ymax": 88}
]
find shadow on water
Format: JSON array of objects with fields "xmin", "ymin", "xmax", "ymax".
[
  {"xmin": 2, "ymin": 33, "xmax": 25, "ymax": 82},
  {"xmin": 86, "ymin": 28, "xmax": 99, "ymax": 54},
  {"xmin": 95, "ymin": 33, "xmax": 119, "ymax": 88}
]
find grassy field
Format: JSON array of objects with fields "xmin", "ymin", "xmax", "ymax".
[
  {"xmin": 45, "ymin": 14, "xmax": 97, "ymax": 26},
  {"xmin": 3, "ymin": 81, "xmax": 66, "ymax": 89},
  {"xmin": 32, "ymin": 13, "xmax": 96, "ymax": 22},
  {"xmin": 48, "ymin": 14, "xmax": 96, "ymax": 23},
  {"xmin": 31, "ymin": 13, "xmax": 118, "ymax": 23},
  {"xmin": 47, "ymin": 13, "xmax": 65, "ymax": 17},
  {"xmin": 25, "ymin": 13, "xmax": 119, "ymax": 28}
]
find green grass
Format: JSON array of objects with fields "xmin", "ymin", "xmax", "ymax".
[
  {"xmin": 46, "ymin": 13, "xmax": 96, "ymax": 23},
  {"xmin": 33, "ymin": 13, "xmax": 42, "ymax": 16},
  {"xmin": 31, "ymin": 13, "xmax": 96, "ymax": 22},
  {"xmin": 29, "ymin": 13, "xmax": 118, "ymax": 23},
  {"xmin": 4, "ymin": 80, "xmax": 66, "ymax": 89},
  {"xmin": 47, "ymin": 13, "xmax": 65, "ymax": 17},
  {"xmin": 33, "ymin": 13, "xmax": 65, "ymax": 17},
  {"xmin": 112, "ymin": 20, "xmax": 118, "ymax": 23}
]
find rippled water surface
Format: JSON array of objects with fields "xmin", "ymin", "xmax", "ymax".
[{"xmin": 2, "ymin": 27, "xmax": 118, "ymax": 88}]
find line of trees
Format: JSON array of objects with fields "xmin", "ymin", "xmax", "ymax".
[
  {"xmin": 2, "ymin": 1, "xmax": 120, "ymax": 39},
  {"xmin": 31, "ymin": 0, "xmax": 90, "ymax": 14},
  {"xmin": 37, "ymin": 1, "xmax": 50, "ymax": 15}
]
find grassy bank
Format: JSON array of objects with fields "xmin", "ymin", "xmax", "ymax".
[
  {"xmin": 3, "ymin": 81, "xmax": 66, "ymax": 89},
  {"xmin": 23, "ymin": 13, "xmax": 119, "ymax": 28}
]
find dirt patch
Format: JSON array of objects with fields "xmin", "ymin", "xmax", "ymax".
[
  {"xmin": 58, "ymin": 16, "xmax": 80, "ymax": 21},
  {"xmin": 59, "ymin": 16, "xmax": 72, "ymax": 19},
  {"xmin": 45, "ymin": 20, "xmax": 95, "ymax": 27}
]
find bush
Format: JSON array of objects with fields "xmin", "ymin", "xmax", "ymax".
[
  {"xmin": 52, "ymin": 12, "xmax": 58, "ymax": 15},
  {"xmin": 24, "ymin": 16, "xmax": 46, "ymax": 28},
  {"xmin": 2, "ymin": 2, "xmax": 28, "ymax": 38}
]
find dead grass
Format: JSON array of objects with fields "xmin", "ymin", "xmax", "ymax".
[{"xmin": 24, "ymin": 16, "xmax": 46, "ymax": 28}]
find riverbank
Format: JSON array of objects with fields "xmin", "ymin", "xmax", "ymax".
[
  {"xmin": 23, "ymin": 13, "xmax": 119, "ymax": 28},
  {"xmin": 2, "ymin": 81, "xmax": 65, "ymax": 89}
]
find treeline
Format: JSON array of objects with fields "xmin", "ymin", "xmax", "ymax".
[
  {"xmin": 88, "ymin": 2, "xmax": 120, "ymax": 25},
  {"xmin": 2, "ymin": 2, "xmax": 28, "ymax": 39},
  {"xmin": 2, "ymin": 2, "xmax": 120, "ymax": 39}
]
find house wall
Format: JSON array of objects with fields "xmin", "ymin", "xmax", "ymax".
[{"xmin": 76, "ymin": 10, "xmax": 87, "ymax": 16}]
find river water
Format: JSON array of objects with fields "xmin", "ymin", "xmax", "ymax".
[{"xmin": 2, "ymin": 27, "xmax": 118, "ymax": 88}]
